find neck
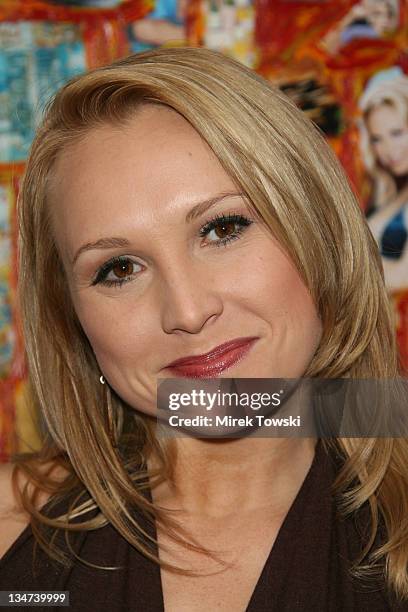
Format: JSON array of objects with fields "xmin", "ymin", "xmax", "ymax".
[{"xmin": 148, "ymin": 436, "xmax": 317, "ymax": 518}]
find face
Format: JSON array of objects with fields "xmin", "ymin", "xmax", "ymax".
[
  {"xmin": 367, "ymin": 103, "xmax": 408, "ymax": 176},
  {"xmin": 49, "ymin": 105, "xmax": 323, "ymax": 417},
  {"xmin": 365, "ymin": 0, "xmax": 395, "ymax": 34}
]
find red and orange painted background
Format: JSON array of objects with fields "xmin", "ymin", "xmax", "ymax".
[{"xmin": 0, "ymin": 0, "xmax": 407, "ymax": 460}]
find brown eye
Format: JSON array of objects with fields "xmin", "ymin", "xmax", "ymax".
[
  {"xmin": 214, "ymin": 222, "xmax": 236, "ymax": 239},
  {"xmin": 199, "ymin": 213, "xmax": 253, "ymax": 248},
  {"xmin": 112, "ymin": 260, "xmax": 134, "ymax": 278},
  {"xmin": 93, "ymin": 257, "xmax": 142, "ymax": 287}
]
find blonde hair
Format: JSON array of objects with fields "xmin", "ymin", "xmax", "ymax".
[
  {"xmin": 14, "ymin": 46, "xmax": 408, "ymax": 599},
  {"xmin": 359, "ymin": 73, "xmax": 408, "ymax": 208}
]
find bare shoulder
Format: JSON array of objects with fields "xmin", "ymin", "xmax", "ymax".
[{"xmin": 0, "ymin": 460, "xmax": 70, "ymax": 561}]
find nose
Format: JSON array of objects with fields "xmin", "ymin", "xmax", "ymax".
[{"xmin": 159, "ymin": 260, "xmax": 223, "ymax": 334}]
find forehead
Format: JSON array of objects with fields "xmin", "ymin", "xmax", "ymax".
[
  {"xmin": 48, "ymin": 105, "xmax": 222, "ymax": 197},
  {"xmin": 367, "ymin": 101, "xmax": 405, "ymax": 126},
  {"xmin": 366, "ymin": 0, "xmax": 389, "ymax": 9},
  {"xmin": 47, "ymin": 105, "xmax": 238, "ymax": 255}
]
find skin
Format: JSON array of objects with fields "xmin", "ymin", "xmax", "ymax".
[
  {"xmin": 48, "ymin": 106, "xmax": 323, "ymax": 596},
  {"xmin": 367, "ymin": 103, "xmax": 408, "ymax": 177},
  {"xmin": 367, "ymin": 193, "xmax": 408, "ymax": 292},
  {"xmin": 131, "ymin": 21, "xmax": 185, "ymax": 46},
  {"xmin": 364, "ymin": 0, "xmax": 395, "ymax": 35},
  {"xmin": 365, "ymin": 102, "xmax": 408, "ymax": 292},
  {"xmin": 130, "ymin": 0, "xmax": 187, "ymax": 46}
]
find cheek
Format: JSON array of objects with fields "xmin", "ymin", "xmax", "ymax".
[
  {"xmin": 279, "ymin": 276, "xmax": 323, "ymax": 353},
  {"xmin": 249, "ymin": 247, "xmax": 316, "ymax": 316},
  {"xmin": 73, "ymin": 295, "xmax": 151, "ymax": 371},
  {"xmin": 373, "ymin": 141, "xmax": 386, "ymax": 161},
  {"xmin": 249, "ymin": 250, "xmax": 322, "ymax": 352},
  {"xmin": 400, "ymin": 134, "xmax": 408, "ymax": 153},
  {"xmin": 74, "ymin": 299, "xmax": 159, "ymax": 413},
  {"xmin": 281, "ymin": 287, "xmax": 322, "ymax": 377}
]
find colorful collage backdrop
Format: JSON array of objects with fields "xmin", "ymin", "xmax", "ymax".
[{"xmin": 0, "ymin": 0, "xmax": 407, "ymax": 459}]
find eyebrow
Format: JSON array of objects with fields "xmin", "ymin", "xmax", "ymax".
[{"xmin": 71, "ymin": 191, "xmax": 245, "ymax": 266}]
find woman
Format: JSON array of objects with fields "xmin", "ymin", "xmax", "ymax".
[
  {"xmin": 322, "ymin": 0, "xmax": 399, "ymax": 56},
  {"xmin": 0, "ymin": 47, "xmax": 407, "ymax": 610},
  {"xmin": 359, "ymin": 68, "xmax": 408, "ymax": 293}
]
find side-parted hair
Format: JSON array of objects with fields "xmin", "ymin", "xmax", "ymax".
[
  {"xmin": 359, "ymin": 74, "xmax": 408, "ymax": 208},
  {"xmin": 14, "ymin": 47, "xmax": 408, "ymax": 600}
]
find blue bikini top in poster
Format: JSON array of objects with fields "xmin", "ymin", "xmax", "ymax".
[{"xmin": 381, "ymin": 207, "xmax": 407, "ymax": 260}]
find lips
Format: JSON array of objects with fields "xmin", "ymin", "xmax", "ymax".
[{"xmin": 165, "ymin": 337, "xmax": 259, "ymax": 378}]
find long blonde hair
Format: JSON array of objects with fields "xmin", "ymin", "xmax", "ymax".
[
  {"xmin": 13, "ymin": 46, "xmax": 408, "ymax": 599},
  {"xmin": 359, "ymin": 72, "xmax": 408, "ymax": 208}
]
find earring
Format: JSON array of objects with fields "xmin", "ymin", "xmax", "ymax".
[{"xmin": 100, "ymin": 375, "xmax": 105, "ymax": 385}]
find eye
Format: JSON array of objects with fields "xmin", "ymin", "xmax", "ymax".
[
  {"xmin": 91, "ymin": 212, "xmax": 254, "ymax": 289},
  {"xmin": 390, "ymin": 129, "xmax": 404, "ymax": 137},
  {"xmin": 199, "ymin": 212, "xmax": 253, "ymax": 248},
  {"xmin": 92, "ymin": 256, "xmax": 141, "ymax": 288}
]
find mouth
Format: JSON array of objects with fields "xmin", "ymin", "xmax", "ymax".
[{"xmin": 164, "ymin": 336, "xmax": 259, "ymax": 378}]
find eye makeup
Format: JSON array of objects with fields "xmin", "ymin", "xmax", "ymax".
[{"xmin": 91, "ymin": 210, "xmax": 254, "ymax": 288}]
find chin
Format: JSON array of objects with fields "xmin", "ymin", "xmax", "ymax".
[{"xmin": 390, "ymin": 165, "xmax": 408, "ymax": 177}]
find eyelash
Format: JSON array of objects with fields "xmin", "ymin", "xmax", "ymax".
[
  {"xmin": 92, "ymin": 212, "xmax": 253, "ymax": 288},
  {"xmin": 372, "ymin": 129, "xmax": 405, "ymax": 143}
]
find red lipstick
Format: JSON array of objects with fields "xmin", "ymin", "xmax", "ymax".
[{"xmin": 165, "ymin": 337, "xmax": 259, "ymax": 378}]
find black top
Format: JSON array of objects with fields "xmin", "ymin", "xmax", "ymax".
[{"xmin": 0, "ymin": 440, "xmax": 407, "ymax": 611}]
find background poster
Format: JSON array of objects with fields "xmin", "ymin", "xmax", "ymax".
[
  {"xmin": 254, "ymin": 0, "xmax": 408, "ymax": 371},
  {"xmin": 0, "ymin": 0, "xmax": 407, "ymax": 458}
]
